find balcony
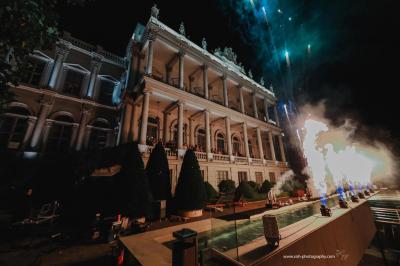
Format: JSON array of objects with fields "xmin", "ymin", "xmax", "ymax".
[{"xmin": 212, "ymin": 154, "xmax": 230, "ymax": 163}]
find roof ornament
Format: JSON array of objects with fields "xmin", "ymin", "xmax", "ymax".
[
  {"xmin": 248, "ymin": 69, "xmax": 253, "ymax": 79},
  {"xmin": 151, "ymin": 4, "xmax": 159, "ymax": 19},
  {"xmin": 269, "ymin": 84, "xmax": 274, "ymax": 92},
  {"xmin": 260, "ymin": 77, "xmax": 265, "ymax": 86},
  {"xmin": 222, "ymin": 47, "xmax": 238, "ymax": 64},
  {"xmin": 201, "ymin": 37, "xmax": 207, "ymax": 50},
  {"xmin": 179, "ymin": 22, "xmax": 186, "ymax": 36}
]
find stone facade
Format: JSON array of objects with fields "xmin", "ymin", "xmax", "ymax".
[{"xmin": 0, "ymin": 7, "xmax": 290, "ymax": 191}]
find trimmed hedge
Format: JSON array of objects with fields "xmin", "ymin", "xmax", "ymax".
[
  {"xmin": 218, "ymin": 179, "xmax": 236, "ymax": 194},
  {"xmin": 259, "ymin": 180, "xmax": 273, "ymax": 193},
  {"xmin": 247, "ymin": 181, "xmax": 260, "ymax": 192},
  {"xmin": 235, "ymin": 181, "xmax": 256, "ymax": 199}
]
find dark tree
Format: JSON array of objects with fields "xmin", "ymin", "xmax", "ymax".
[
  {"xmin": 204, "ymin": 181, "xmax": 218, "ymax": 202},
  {"xmin": 174, "ymin": 149, "xmax": 206, "ymax": 211},
  {"xmin": 146, "ymin": 142, "xmax": 172, "ymax": 200},
  {"xmin": 117, "ymin": 143, "xmax": 152, "ymax": 219}
]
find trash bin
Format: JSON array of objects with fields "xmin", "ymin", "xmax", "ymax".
[{"xmin": 172, "ymin": 228, "xmax": 198, "ymax": 266}]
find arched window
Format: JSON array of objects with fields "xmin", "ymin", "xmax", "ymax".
[
  {"xmin": 147, "ymin": 117, "xmax": 159, "ymax": 145},
  {"xmin": 196, "ymin": 128, "xmax": 206, "ymax": 152},
  {"xmin": 216, "ymin": 133, "xmax": 225, "ymax": 154},
  {"xmin": 172, "ymin": 123, "xmax": 187, "ymax": 146},
  {"xmin": 46, "ymin": 115, "xmax": 74, "ymax": 152},
  {"xmin": 0, "ymin": 106, "xmax": 30, "ymax": 150},
  {"xmin": 232, "ymin": 136, "xmax": 240, "ymax": 156},
  {"xmin": 88, "ymin": 120, "xmax": 110, "ymax": 150}
]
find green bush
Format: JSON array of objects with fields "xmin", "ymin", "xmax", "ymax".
[
  {"xmin": 247, "ymin": 181, "xmax": 260, "ymax": 192},
  {"xmin": 259, "ymin": 180, "xmax": 273, "ymax": 193},
  {"xmin": 235, "ymin": 181, "xmax": 256, "ymax": 199},
  {"xmin": 218, "ymin": 179, "xmax": 236, "ymax": 194},
  {"xmin": 174, "ymin": 150, "xmax": 206, "ymax": 211},
  {"xmin": 204, "ymin": 182, "xmax": 218, "ymax": 201}
]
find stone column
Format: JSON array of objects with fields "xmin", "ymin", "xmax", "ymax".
[
  {"xmin": 225, "ymin": 117, "xmax": 233, "ymax": 162},
  {"xmin": 139, "ymin": 91, "xmax": 150, "ymax": 145},
  {"xmin": 75, "ymin": 109, "xmax": 91, "ymax": 151},
  {"xmin": 21, "ymin": 117, "xmax": 36, "ymax": 150},
  {"xmin": 70, "ymin": 124, "xmax": 79, "ymax": 149},
  {"xmin": 205, "ymin": 110, "xmax": 211, "ymax": 154},
  {"xmin": 48, "ymin": 41, "xmax": 71, "ymax": 89},
  {"xmin": 256, "ymin": 127, "xmax": 264, "ymax": 160},
  {"xmin": 86, "ymin": 54, "xmax": 103, "ymax": 98},
  {"xmin": 274, "ymin": 105, "xmax": 280, "ymax": 127},
  {"xmin": 264, "ymin": 97, "xmax": 270, "ymax": 122},
  {"xmin": 222, "ymin": 75, "xmax": 229, "ymax": 107},
  {"xmin": 278, "ymin": 134, "xmax": 287, "ymax": 162},
  {"xmin": 177, "ymin": 102, "xmax": 184, "ymax": 149},
  {"xmin": 203, "ymin": 65, "xmax": 209, "ymax": 99},
  {"xmin": 178, "ymin": 51, "xmax": 185, "ymax": 90},
  {"xmin": 130, "ymin": 104, "xmax": 139, "ymax": 141},
  {"xmin": 242, "ymin": 123, "xmax": 250, "ymax": 159},
  {"xmin": 30, "ymin": 103, "xmax": 52, "ymax": 149},
  {"xmin": 268, "ymin": 131, "xmax": 276, "ymax": 161},
  {"xmin": 252, "ymin": 92, "xmax": 258, "ymax": 119},
  {"xmin": 238, "ymin": 86, "xmax": 245, "ymax": 114},
  {"xmin": 145, "ymin": 33, "xmax": 156, "ymax": 76},
  {"xmin": 122, "ymin": 104, "xmax": 133, "ymax": 144}
]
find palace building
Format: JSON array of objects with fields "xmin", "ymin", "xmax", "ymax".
[{"xmin": 1, "ymin": 5, "xmax": 290, "ymax": 191}]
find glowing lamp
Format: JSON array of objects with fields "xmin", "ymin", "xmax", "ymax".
[{"xmin": 320, "ymin": 204, "xmax": 332, "ymax": 217}]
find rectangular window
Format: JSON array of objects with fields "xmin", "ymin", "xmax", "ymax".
[
  {"xmin": 217, "ymin": 170, "xmax": 228, "ymax": 185},
  {"xmin": 255, "ymin": 172, "xmax": 263, "ymax": 185},
  {"xmin": 269, "ymin": 172, "xmax": 276, "ymax": 183},
  {"xmin": 21, "ymin": 57, "xmax": 46, "ymax": 87},
  {"xmin": 238, "ymin": 171, "xmax": 248, "ymax": 183},
  {"xmin": 63, "ymin": 69, "xmax": 85, "ymax": 97}
]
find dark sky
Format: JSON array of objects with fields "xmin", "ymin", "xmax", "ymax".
[{"xmin": 58, "ymin": 0, "xmax": 400, "ymax": 150}]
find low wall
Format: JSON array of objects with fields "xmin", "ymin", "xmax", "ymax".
[{"xmin": 249, "ymin": 201, "xmax": 376, "ymax": 266}]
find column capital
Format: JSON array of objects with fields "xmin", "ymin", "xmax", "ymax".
[
  {"xmin": 202, "ymin": 64, "xmax": 208, "ymax": 70},
  {"xmin": 90, "ymin": 52, "xmax": 104, "ymax": 66},
  {"xmin": 178, "ymin": 50, "xmax": 186, "ymax": 57},
  {"xmin": 146, "ymin": 30, "xmax": 157, "ymax": 41},
  {"xmin": 55, "ymin": 40, "xmax": 72, "ymax": 56},
  {"xmin": 221, "ymin": 74, "xmax": 227, "ymax": 80},
  {"xmin": 177, "ymin": 100, "xmax": 185, "ymax": 107},
  {"xmin": 27, "ymin": 117, "xmax": 37, "ymax": 124},
  {"xmin": 45, "ymin": 120, "xmax": 53, "ymax": 127}
]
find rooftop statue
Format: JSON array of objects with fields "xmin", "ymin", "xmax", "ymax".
[
  {"xmin": 151, "ymin": 4, "xmax": 159, "ymax": 19},
  {"xmin": 202, "ymin": 38, "xmax": 207, "ymax": 50},
  {"xmin": 260, "ymin": 77, "xmax": 265, "ymax": 86},
  {"xmin": 248, "ymin": 69, "xmax": 253, "ymax": 79},
  {"xmin": 179, "ymin": 22, "xmax": 186, "ymax": 36}
]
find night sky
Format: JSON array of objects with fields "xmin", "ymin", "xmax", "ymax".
[{"xmin": 58, "ymin": 0, "xmax": 400, "ymax": 153}]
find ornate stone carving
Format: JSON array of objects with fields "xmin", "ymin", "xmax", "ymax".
[
  {"xmin": 151, "ymin": 4, "xmax": 159, "ymax": 19},
  {"xmin": 201, "ymin": 38, "xmax": 207, "ymax": 50},
  {"xmin": 179, "ymin": 22, "xmax": 186, "ymax": 36}
]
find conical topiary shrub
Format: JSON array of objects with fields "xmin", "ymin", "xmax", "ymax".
[
  {"xmin": 204, "ymin": 181, "xmax": 218, "ymax": 202},
  {"xmin": 146, "ymin": 142, "xmax": 172, "ymax": 201},
  {"xmin": 117, "ymin": 142, "xmax": 153, "ymax": 219},
  {"xmin": 174, "ymin": 149, "xmax": 206, "ymax": 216}
]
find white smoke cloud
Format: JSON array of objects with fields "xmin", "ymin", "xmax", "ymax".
[{"xmin": 296, "ymin": 102, "xmax": 396, "ymax": 197}]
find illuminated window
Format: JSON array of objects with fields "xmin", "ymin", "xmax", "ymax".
[
  {"xmin": 217, "ymin": 170, "xmax": 229, "ymax": 185},
  {"xmin": 196, "ymin": 128, "xmax": 206, "ymax": 151},
  {"xmin": 232, "ymin": 136, "xmax": 240, "ymax": 155},
  {"xmin": 255, "ymin": 172, "xmax": 263, "ymax": 185},
  {"xmin": 216, "ymin": 133, "xmax": 225, "ymax": 153}
]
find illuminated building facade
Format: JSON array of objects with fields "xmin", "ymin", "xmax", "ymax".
[{"xmin": 1, "ymin": 5, "xmax": 290, "ymax": 190}]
